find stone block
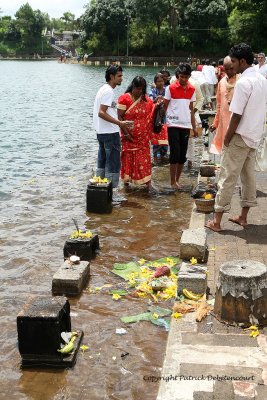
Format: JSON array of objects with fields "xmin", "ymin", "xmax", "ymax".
[
  {"xmin": 52, "ymin": 260, "xmax": 90, "ymax": 296},
  {"xmin": 86, "ymin": 182, "xmax": 112, "ymax": 214},
  {"xmin": 214, "ymin": 260, "xmax": 267, "ymax": 326},
  {"xmin": 17, "ymin": 296, "xmax": 83, "ymax": 368},
  {"xmin": 180, "ymin": 228, "xmax": 208, "ymax": 263},
  {"xmin": 177, "ymin": 262, "xmax": 207, "ymax": 295},
  {"xmin": 63, "ymin": 234, "xmax": 100, "ymax": 261}
]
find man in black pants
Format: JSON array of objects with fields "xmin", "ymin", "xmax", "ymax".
[{"xmin": 164, "ymin": 63, "xmax": 197, "ymax": 189}]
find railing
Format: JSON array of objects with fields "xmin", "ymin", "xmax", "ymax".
[
  {"xmin": 83, "ymin": 55, "xmax": 190, "ymax": 67},
  {"xmin": 55, "ymin": 41, "xmax": 72, "ymax": 46},
  {"xmin": 50, "ymin": 43, "xmax": 66, "ymax": 53}
]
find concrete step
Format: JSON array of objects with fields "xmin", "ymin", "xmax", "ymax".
[
  {"xmin": 193, "ymin": 391, "xmax": 213, "ymax": 400},
  {"xmin": 255, "ymin": 385, "xmax": 267, "ymax": 400},
  {"xmin": 213, "ymin": 381, "xmax": 234, "ymax": 399}
]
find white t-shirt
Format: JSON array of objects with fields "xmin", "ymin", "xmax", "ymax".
[
  {"xmin": 202, "ymin": 65, "xmax": 218, "ymax": 85},
  {"xmin": 254, "ymin": 63, "xmax": 267, "ymax": 79},
  {"xmin": 229, "ymin": 66, "xmax": 267, "ymax": 148},
  {"xmin": 191, "ymin": 70, "xmax": 207, "ymax": 85},
  {"xmin": 164, "ymin": 81, "xmax": 196, "ymax": 129},
  {"xmin": 93, "ymin": 83, "xmax": 118, "ymax": 134}
]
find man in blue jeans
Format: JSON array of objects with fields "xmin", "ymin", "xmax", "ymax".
[{"xmin": 93, "ymin": 64, "xmax": 132, "ymax": 188}]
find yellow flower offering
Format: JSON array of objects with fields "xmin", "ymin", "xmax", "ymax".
[
  {"xmin": 204, "ymin": 194, "xmax": 213, "ymax": 200},
  {"xmin": 80, "ymin": 345, "xmax": 89, "ymax": 353},
  {"xmin": 90, "ymin": 176, "xmax": 109, "ymax": 184},
  {"xmin": 190, "ymin": 257, "xmax": 198, "ymax": 265},
  {"xmin": 172, "ymin": 312, "xmax": 183, "ymax": 319},
  {"xmin": 245, "ymin": 325, "xmax": 260, "ymax": 338},
  {"xmin": 249, "ymin": 330, "xmax": 259, "ymax": 338},
  {"xmin": 70, "ymin": 230, "xmax": 93, "ymax": 239},
  {"xmin": 138, "ymin": 258, "xmax": 146, "ymax": 265},
  {"xmin": 112, "ymin": 293, "xmax": 121, "ymax": 301}
]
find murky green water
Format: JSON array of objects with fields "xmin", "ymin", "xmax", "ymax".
[{"xmin": 0, "ymin": 61, "xmax": 196, "ymax": 400}]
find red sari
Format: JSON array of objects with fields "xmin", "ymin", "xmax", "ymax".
[{"xmin": 117, "ymin": 93, "xmax": 154, "ymax": 185}]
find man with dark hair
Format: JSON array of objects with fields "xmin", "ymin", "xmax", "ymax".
[
  {"xmin": 164, "ymin": 63, "xmax": 197, "ymax": 188},
  {"xmin": 206, "ymin": 43, "xmax": 267, "ymax": 231},
  {"xmin": 255, "ymin": 52, "xmax": 267, "ymax": 78},
  {"xmin": 93, "ymin": 64, "xmax": 132, "ymax": 188}
]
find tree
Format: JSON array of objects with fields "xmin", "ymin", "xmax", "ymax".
[
  {"xmin": 15, "ymin": 3, "xmax": 46, "ymax": 48},
  {"xmin": 129, "ymin": 0, "xmax": 169, "ymax": 38},
  {"xmin": 81, "ymin": 0, "xmax": 129, "ymax": 54},
  {"xmin": 228, "ymin": 0, "xmax": 267, "ymax": 50},
  {"xmin": 60, "ymin": 11, "xmax": 75, "ymax": 27}
]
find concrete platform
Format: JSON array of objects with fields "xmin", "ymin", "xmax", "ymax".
[
  {"xmin": 157, "ymin": 168, "xmax": 267, "ymax": 399},
  {"xmin": 52, "ymin": 260, "xmax": 90, "ymax": 296},
  {"xmin": 21, "ymin": 330, "xmax": 84, "ymax": 368}
]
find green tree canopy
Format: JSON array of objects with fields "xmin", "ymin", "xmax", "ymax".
[{"xmin": 228, "ymin": 0, "xmax": 267, "ymax": 50}]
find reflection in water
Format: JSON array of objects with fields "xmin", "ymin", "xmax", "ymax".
[
  {"xmin": 19, "ymin": 370, "xmax": 68, "ymax": 400},
  {"xmin": 0, "ymin": 61, "xmax": 197, "ymax": 399}
]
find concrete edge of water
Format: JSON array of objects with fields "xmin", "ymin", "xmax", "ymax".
[{"xmin": 156, "ymin": 162, "xmax": 209, "ymax": 399}]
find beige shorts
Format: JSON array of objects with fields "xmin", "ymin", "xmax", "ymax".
[{"xmin": 215, "ymin": 134, "xmax": 257, "ymax": 212}]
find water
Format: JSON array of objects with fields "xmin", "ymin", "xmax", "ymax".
[{"xmin": 0, "ymin": 61, "xmax": 196, "ymax": 399}]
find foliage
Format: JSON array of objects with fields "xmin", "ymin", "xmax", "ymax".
[
  {"xmin": 80, "ymin": 0, "xmax": 231, "ymax": 55},
  {"xmin": 228, "ymin": 0, "xmax": 267, "ymax": 51},
  {"xmin": 0, "ymin": 2, "xmax": 81, "ymax": 56},
  {"xmin": 0, "ymin": 0, "xmax": 266, "ymax": 57}
]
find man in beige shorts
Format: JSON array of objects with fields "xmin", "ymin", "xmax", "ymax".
[{"xmin": 205, "ymin": 43, "xmax": 267, "ymax": 232}]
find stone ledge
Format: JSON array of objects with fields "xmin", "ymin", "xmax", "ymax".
[
  {"xmin": 177, "ymin": 262, "xmax": 207, "ymax": 295},
  {"xmin": 180, "ymin": 228, "xmax": 208, "ymax": 263},
  {"xmin": 52, "ymin": 260, "xmax": 90, "ymax": 296}
]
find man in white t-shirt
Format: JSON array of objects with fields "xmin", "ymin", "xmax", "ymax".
[
  {"xmin": 93, "ymin": 64, "xmax": 132, "ymax": 188},
  {"xmin": 254, "ymin": 52, "xmax": 267, "ymax": 78},
  {"xmin": 205, "ymin": 43, "xmax": 267, "ymax": 232},
  {"xmin": 202, "ymin": 59, "xmax": 218, "ymax": 98}
]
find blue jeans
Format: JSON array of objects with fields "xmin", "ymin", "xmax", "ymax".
[{"xmin": 96, "ymin": 132, "xmax": 121, "ymax": 188}]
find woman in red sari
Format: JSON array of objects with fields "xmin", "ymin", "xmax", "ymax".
[{"xmin": 117, "ymin": 76, "xmax": 154, "ymax": 187}]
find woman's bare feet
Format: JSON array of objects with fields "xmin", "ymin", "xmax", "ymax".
[
  {"xmin": 205, "ymin": 219, "xmax": 222, "ymax": 232},
  {"xmin": 228, "ymin": 216, "xmax": 248, "ymax": 227}
]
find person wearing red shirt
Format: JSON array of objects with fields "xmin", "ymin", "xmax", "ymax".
[{"xmin": 164, "ymin": 63, "xmax": 197, "ymax": 189}]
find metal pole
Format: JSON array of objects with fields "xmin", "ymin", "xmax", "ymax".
[{"xmin": 126, "ymin": 16, "xmax": 129, "ymax": 57}]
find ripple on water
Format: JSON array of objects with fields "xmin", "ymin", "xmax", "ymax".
[{"xmin": 0, "ymin": 61, "xmax": 197, "ymax": 400}]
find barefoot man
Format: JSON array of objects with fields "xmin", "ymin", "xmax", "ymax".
[
  {"xmin": 164, "ymin": 63, "xmax": 197, "ymax": 189},
  {"xmin": 205, "ymin": 43, "xmax": 267, "ymax": 232}
]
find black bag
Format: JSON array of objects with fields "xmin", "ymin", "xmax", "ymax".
[{"xmin": 153, "ymin": 103, "xmax": 165, "ymax": 134}]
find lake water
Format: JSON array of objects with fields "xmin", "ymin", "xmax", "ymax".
[{"xmin": 0, "ymin": 60, "xmax": 196, "ymax": 400}]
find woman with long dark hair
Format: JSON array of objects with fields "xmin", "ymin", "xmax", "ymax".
[{"xmin": 117, "ymin": 76, "xmax": 154, "ymax": 187}]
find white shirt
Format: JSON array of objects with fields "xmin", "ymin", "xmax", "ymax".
[
  {"xmin": 165, "ymin": 82, "xmax": 196, "ymax": 129},
  {"xmin": 93, "ymin": 83, "xmax": 118, "ymax": 134},
  {"xmin": 191, "ymin": 70, "xmax": 207, "ymax": 85},
  {"xmin": 229, "ymin": 66, "xmax": 267, "ymax": 148},
  {"xmin": 202, "ymin": 65, "xmax": 218, "ymax": 85},
  {"xmin": 254, "ymin": 63, "xmax": 267, "ymax": 79}
]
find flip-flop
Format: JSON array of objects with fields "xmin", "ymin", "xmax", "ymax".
[
  {"xmin": 204, "ymin": 220, "xmax": 222, "ymax": 232},
  {"xmin": 228, "ymin": 217, "xmax": 247, "ymax": 227}
]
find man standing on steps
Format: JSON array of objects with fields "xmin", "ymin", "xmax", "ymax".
[
  {"xmin": 205, "ymin": 43, "xmax": 267, "ymax": 232},
  {"xmin": 209, "ymin": 56, "xmax": 240, "ymax": 155},
  {"xmin": 93, "ymin": 64, "xmax": 132, "ymax": 188}
]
